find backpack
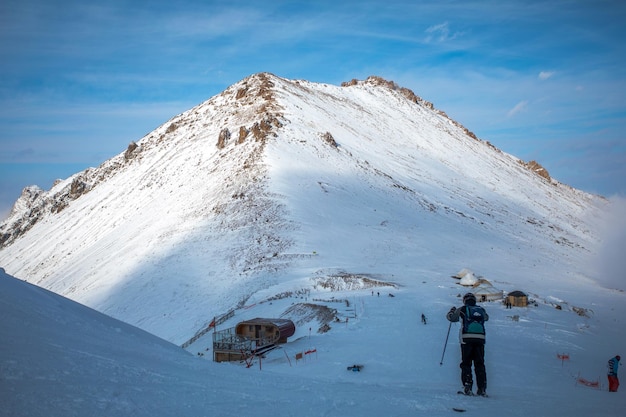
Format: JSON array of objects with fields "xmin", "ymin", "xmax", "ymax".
[
  {"xmin": 608, "ymin": 358, "xmax": 618, "ymax": 376},
  {"xmin": 463, "ymin": 305, "xmax": 486, "ymax": 335}
]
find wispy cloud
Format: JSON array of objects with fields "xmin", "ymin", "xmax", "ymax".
[
  {"xmin": 538, "ymin": 71, "xmax": 555, "ymax": 80},
  {"xmin": 13, "ymin": 148, "xmax": 36, "ymax": 161},
  {"xmin": 507, "ymin": 100, "xmax": 529, "ymax": 118},
  {"xmin": 424, "ymin": 22, "xmax": 460, "ymax": 43}
]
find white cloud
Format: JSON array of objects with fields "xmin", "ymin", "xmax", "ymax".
[
  {"xmin": 593, "ymin": 196, "xmax": 626, "ymax": 290},
  {"xmin": 538, "ymin": 71, "xmax": 554, "ymax": 80},
  {"xmin": 0, "ymin": 204, "xmax": 11, "ymax": 222},
  {"xmin": 424, "ymin": 22, "xmax": 451, "ymax": 43},
  {"xmin": 507, "ymin": 100, "xmax": 528, "ymax": 117}
]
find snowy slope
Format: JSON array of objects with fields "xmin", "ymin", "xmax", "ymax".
[
  {"xmin": 0, "ymin": 73, "xmax": 609, "ymax": 348},
  {"xmin": 2, "ymin": 264, "xmax": 625, "ymax": 417}
]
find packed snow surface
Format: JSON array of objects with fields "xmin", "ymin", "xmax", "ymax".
[{"xmin": 2, "ymin": 267, "xmax": 625, "ymax": 417}]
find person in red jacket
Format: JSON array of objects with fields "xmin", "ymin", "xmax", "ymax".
[
  {"xmin": 608, "ymin": 355, "xmax": 621, "ymax": 392},
  {"xmin": 447, "ymin": 292, "xmax": 489, "ymax": 396}
]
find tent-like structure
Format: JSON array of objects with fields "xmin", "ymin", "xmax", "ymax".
[
  {"xmin": 452, "ymin": 268, "xmax": 473, "ymax": 279},
  {"xmin": 453, "ymin": 269, "xmax": 480, "ymax": 286},
  {"xmin": 472, "ymin": 280, "xmax": 504, "ymax": 302},
  {"xmin": 452, "ymin": 269, "xmax": 503, "ymax": 302},
  {"xmin": 459, "ymin": 273, "xmax": 479, "ymax": 287},
  {"xmin": 506, "ymin": 290, "xmax": 528, "ymax": 307}
]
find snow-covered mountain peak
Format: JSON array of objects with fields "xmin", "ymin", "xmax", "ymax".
[{"xmin": 0, "ymin": 73, "xmax": 608, "ymax": 345}]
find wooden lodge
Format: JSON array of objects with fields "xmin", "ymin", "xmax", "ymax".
[{"xmin": 213, "ymin": 318, "xmax": 296, "ymax": 362}]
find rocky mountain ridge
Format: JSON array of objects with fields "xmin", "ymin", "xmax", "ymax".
[
  {"xmin": 0, "ymin": 73, "xmax": 604, "ymax": 343},
  {"xmin": 1, "ymin": 73, "xmax": 562, "ymax": 248}
]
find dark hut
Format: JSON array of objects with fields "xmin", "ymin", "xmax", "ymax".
[{"xmin": 507, "ymin": 290, "xmax": 528, "ymax": 307}]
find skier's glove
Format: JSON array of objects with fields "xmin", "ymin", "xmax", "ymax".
[{"xmin": 449, "ymin": 307, "xmax": 456, "ymax": 313}]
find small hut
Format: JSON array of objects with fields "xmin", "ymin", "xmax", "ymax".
[
  {"xmin": 235, "ymin": 318, "xmax": 296, "ymax": 345},
  {"xmin": 507, "ymin": 290, "xmax": 528, "ymax": 307}
]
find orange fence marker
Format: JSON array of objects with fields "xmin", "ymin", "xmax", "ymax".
[
  {"xmin": 557, "ymin": 353, "xmax": 570, "ymax": 366},
  {"xmin": 576, "ymin": 377, "xmax": 600, "ymax": 389}
]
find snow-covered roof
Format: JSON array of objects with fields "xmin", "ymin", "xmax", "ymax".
[
  {"xmin": 473, "ymin": 282, "xmax": 502, "ymax": 295},
  {"xmin": 459, "ymin": 272, "xmax": 479, "ymax": 286},
  {"xmin": 452, "ymin": 268, "xmax": 473, "ymax": 279}
]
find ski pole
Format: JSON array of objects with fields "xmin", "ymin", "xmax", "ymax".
[{"xmin": 440, "ymin": 321, "xmax": 452, "ymax": 366}]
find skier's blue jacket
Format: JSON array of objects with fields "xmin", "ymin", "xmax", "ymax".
[
  {"xmin": 608, "ymin": 356, "xmax": 620, "ymax": 376},
  {"xmin": 447, "ymin": 304, "xmax": 489, "ymax": 341}
]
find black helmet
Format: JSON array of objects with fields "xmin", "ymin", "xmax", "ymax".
[{"xmin": 463, "ymin": 292, "xmax": 476, "ymax": 305}]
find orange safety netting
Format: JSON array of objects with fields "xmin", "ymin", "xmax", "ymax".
[{"xmin": 576, "ymin": 377, "xmax": 599, "ymax": 388}]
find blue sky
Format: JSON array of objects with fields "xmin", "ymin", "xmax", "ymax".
[{"xmin": 1, "ymin": 0, "xmax": 625, "ymax": 218}]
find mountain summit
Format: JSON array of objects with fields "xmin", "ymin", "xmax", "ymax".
[{"xmin": 0, "ymin": 73, "xmax": 605, "ymax": 344}]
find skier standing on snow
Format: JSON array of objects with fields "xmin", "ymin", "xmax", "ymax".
[
  {"xmin": 608, "ymin": 355, "xmax": 621, "ymax": 392},
  {"xmin": 447, "ymin": 292, "xmax": 489, "ymax": 396}
]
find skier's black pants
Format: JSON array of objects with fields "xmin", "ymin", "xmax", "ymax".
[{"xmin": 460, "ymin": 339, "xmax": 486, "ymax": 391}]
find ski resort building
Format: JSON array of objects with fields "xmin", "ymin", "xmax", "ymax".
[
  {"xmin": 212, "ymin": 318, "xmax": 296, "ymax": 362},
  {"xmin": 506, "ymin": 290, "xmax": 528, "ymax": 307}
]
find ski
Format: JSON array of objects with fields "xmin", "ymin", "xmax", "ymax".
[
  {"xmin": 457, "ymin": 390, "xmax": 488, "ymax": 397},
  {"xmin": 452, "ymin": 407, "xmax": 466, "ymax": 412}
]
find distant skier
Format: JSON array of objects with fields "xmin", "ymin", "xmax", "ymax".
[
  {"xmin": 421, "ymin": 313, "xmax": 427, "ymax": 324},
  {"xmin": 608, "ymin": 355, "xmax": 621, "ymax": 392},
  {"xmin": 447, "ymin": 292, "xmax": 489, "ymax": 396}
]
